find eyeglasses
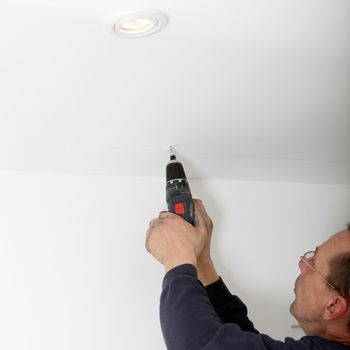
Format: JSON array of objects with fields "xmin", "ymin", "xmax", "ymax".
[{"xmin": 300, "ymin": 250, "xmax": 338, "ymax": 292}]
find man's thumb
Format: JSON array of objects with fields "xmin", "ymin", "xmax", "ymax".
[{"xmin": 193, "ymin": 199, "xmax": 205, "ymax": 228}]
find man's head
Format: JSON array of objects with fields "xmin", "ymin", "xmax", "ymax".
[{"xmin": 290, "ymin": 224, "xmax": 350, "ymax": 343}]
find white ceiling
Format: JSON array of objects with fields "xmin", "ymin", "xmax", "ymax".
[{"xmin": 1, "ymin": 0, "xmax": 350, "ymax": 184}]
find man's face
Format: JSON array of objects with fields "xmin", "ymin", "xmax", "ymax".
[{"xmin": 290, "ymin": 230, "xmax": 350, "ymax": 333}]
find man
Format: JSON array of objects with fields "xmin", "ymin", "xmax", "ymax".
[{"xmin": 145, "ymin": 199, "xmax": 350, "ymax": 349}]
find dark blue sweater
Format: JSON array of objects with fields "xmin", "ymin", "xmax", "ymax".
[{"xmin": 160, "ymin": 264, "xmax": 348, "ymax": 350}]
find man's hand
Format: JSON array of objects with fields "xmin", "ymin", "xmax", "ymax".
[
  {"xmin": 193, "ymin": 200, "xmax": 219, "ymax": 286},
  {"xmin": 145, "ymin": 206, "xmax": 205, "ymax": 272},
  {"xmin": 146, "ymin": 199, "xmax": 219, "ymax": 283},
  {"xmin": 193, "ymin": 199, "xmax": 213, "ymax": 261}
]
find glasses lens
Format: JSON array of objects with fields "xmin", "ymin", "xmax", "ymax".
[{"xmin": 304, "ymin": 251, "xmax": 315, "ymax": 260}]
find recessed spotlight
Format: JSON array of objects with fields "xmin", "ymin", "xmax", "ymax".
[{"xmin": 106, "ymin": 9, "xmax": 168, "ymax": 38}]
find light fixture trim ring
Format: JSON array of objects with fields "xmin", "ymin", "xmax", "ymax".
[{"xmin": 106, "ymin": 9, "xmax": 168, "ymax": 38}]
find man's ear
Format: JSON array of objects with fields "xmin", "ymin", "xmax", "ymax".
[{"xmin": 324, "ymin": 294, "xmax": 348, "ymax": 321}]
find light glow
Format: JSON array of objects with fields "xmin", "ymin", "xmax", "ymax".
[{"xmin": 118, "ymin": 18, "xmax": 157, "ymax": 35}]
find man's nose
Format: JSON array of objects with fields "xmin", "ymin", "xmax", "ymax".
[{"xmin": 298, "ymin": 259, "xmax": 306, "ymax": 274}]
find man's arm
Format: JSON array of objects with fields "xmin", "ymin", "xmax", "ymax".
[
  {"xmin": 160, "ymin": 264, "xmax": 282, "ymax": 350},
  {"xmin": 147, "ymin": 201, "xmax": 333, "ymax": 350},
  {"xmin": 160, "ymin": 264, "xmax": 323, "ymax": 350},
  {"xmin": 160, "ymin": 264, "xmax": 223, "ymax": 350},
  {"xmin": 205, "ymin": 276, "xmax": 259, "ymax": 332},
  {"xmin": 196, "ymin": 257, "xmax": 258, "ymax": 332}
]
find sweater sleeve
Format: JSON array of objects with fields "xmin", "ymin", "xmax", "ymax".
[
  {"xmin": 205, "ymin": 276, "xmax": 259, "ymax": 333},
  {"xmin": 159, "ymin": 264, "xmax": 340, "ymax": 350},
  {"xmin": 160, "ymin": 264, "xmax": 224, "ymax": 350}
]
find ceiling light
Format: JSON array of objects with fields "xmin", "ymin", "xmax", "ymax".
[{"xmin": 106, "ymin": 10, "xmax": 168, "ymax": 38}]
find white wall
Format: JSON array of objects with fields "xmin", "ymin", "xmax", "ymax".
[{"xmin": 0, "ymin": 171, "xmax": 349, "ymax": 349}]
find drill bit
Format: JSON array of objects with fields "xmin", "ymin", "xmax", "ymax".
[{"xmin": 169, "ymin": 145, "xmax": 177, "ymax": 160}]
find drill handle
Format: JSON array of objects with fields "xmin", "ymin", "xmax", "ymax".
[{"xmin": 167, "ymin": 194, "xmax": 194, "ymax": 226}]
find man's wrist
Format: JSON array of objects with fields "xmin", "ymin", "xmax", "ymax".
[
  {"xmin": 197, "ymin": 258, "xmax": 219, "ymax": 286},
  {"xmin": 163, "ymin": 255, "xmax": 197, "ymax": 272}
]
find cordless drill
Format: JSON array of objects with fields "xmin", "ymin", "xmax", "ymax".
[{"xmin": 166, "ymin": 146, "xmax": 194, "ymax": 225}]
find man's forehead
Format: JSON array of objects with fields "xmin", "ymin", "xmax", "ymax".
[
  {"xmin": 314, "ymin": 231, "xmax": 349, "ymax": 273},
  {"xmin": 321, "ymin": 229, "xmax": 350, "ymax": 254},
  {"xmin": 333, "ymin": 229, "xmax": 350, "ymax": 243}
]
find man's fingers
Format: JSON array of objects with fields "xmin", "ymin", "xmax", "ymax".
[
  {"xmin": 148, "ymin": 218, "xmax": 159, "ymax": 229},
  {"xmin": 146, "ymin": 215, "xmax": 168, "ymax": 252},
  {"xmin": 159, "ymin": 211, "xmax": 169, "ymax": 219},
  {"xmin": 148, "ymin": 211, "xmax": 173, "ymax": 230},
  {"xmin": 159, "ymin": 211, "xmax": 177, "ymax": 220},
  {"xmin": 193, "ymin": 199, "xmax": 203, "ymax": 212},
  {"xmin": 192, "ymin": 199, "xmax": 205, "ymax": 228},
  {"xmin": 145, "ymin": 228, "xmax": 151, "ymax": 252},
  {"xmin": 194, "ymin": 198, "xmax": 209, "ymax": 216},
  {"xmin": 192, "ymin": 199, "xmax": 213, "ymax": 230},
  {"xmin": 147, "ymin": 219, "xmax": 160, "ymax": 253}
]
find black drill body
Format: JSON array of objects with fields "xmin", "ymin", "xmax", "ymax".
[{"xmin": 166, "ymin": 155, "xmax": 194, "ymax": 225}]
